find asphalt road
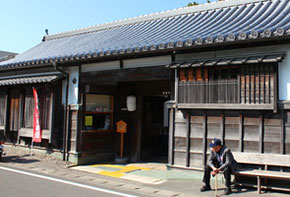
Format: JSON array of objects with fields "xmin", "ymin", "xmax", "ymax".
[{"xmin": 0, "ymin": 166, "xmax": 138, "ymax": 197}]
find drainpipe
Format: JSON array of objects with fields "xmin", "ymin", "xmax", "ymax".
[{"xmin": 53, "ymin": 62, "xmax": 69, "ymax": 162}]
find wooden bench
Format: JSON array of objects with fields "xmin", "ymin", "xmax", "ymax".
[{"xmin": 232, "ymin": 152, "xmax": 290, "ymax": 194}]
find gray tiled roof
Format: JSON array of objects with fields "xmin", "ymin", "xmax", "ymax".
[
  {"xmin": 168, "ymin": 53, "xmax": 285, "ymax": 68},
  {"xmin": 0, "ymin": 50, "xmax": 17, "ymax": 62},
  {"xmin": 0, "ymin": 50, "xmax": 16, "ymax": 58},
  {"xmin": 1, "ymin": 0, "xmax": 289, "ymax": 68},
  {"xmin": 0, "ymin": 75, "xmax": 61, "ymax": 86}
]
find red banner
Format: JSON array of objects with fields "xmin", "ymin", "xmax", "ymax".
[{"xmin": 33, "ymin": 88, "xmax": 42, "ymax": 143}]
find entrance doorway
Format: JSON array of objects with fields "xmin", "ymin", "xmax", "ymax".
[{"xmin": 141, "ymin": 96, "xmax": 169, "ymax": 162}]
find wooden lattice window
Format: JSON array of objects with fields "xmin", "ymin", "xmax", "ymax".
[{"xmin": 178, "ymin": 63, "xmax": 277, "ymax": 105}]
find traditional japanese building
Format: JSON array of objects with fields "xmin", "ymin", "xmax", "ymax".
[{"xmin": 1, "ymin": 0, "xmax": 290, "ymax": 168}]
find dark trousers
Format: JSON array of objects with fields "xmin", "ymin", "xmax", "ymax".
[{"xmin": 202, "ymin": 165, "xmax": 232, "ymax": 188}]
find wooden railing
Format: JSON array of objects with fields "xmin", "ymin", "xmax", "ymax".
[{"xmin": 178, "ymin": 79, "xmax": 239, "ymax": 104}]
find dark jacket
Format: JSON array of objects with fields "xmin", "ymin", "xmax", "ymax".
[{"xmin": 207, "ymin": 146, "xmax": 237, "ymax": 171}]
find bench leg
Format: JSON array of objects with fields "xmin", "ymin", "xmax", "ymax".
[
  {"xmin": 257, "ymin": 176, "xmax": 261, "ymax": 194},
  {"xmin": 233, "ymin": 175, "xmax": 237, "ymax": 187}
]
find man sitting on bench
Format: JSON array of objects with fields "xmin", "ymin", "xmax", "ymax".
[{"xmin": 200, "ymin": 138, "xmax": 237, "ymax": 195}]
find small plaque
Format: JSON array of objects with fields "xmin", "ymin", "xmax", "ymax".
[{"xmin": 116, "ymin": 120, "xmax": 127, "ymax": 133}]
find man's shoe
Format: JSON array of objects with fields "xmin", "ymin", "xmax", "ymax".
[
  {"xmin": 200, "ymin": 185, "xmax": 211, "ymax": 192},
  {"xmin": 224, "ymin": 187, "xmax": 232, "ymax": 195}
]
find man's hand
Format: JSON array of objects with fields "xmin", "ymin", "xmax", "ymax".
[{"xmin": 211, "ymin": 168, "xmax": 220, "ymax": 176}]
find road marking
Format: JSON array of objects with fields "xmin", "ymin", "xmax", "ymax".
[
  {"xmin": 0, "ymin": 166, "xmax": 138, "ymax": 197},
  {"xmin": 77, "ymin": 164, "xmax": 151, "ymax": 178}
]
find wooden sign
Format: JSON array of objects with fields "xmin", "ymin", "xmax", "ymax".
[{"xmin": 116, "ymin": 120, "xmax": 127, "ymax": 133}]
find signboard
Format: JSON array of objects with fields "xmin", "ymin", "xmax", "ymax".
[
  {"xmin": 116, "ymin": 120, "xmax": 127, "ymax": 133},
  {"xmin": 32, "ymin": 87, "xmax": 42, "ymax": 143},
  {"xmin": 85, "ymin": 116, "xmax": 93, "ymax": 126}
]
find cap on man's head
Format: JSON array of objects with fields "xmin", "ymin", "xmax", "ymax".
[{"xmin": 209, "ymin": 138, "xmax": 222, "ymax": 147}]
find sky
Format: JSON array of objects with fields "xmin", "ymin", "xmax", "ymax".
[{"xmin": 0, "ymin": 0, "xmax": 210, "ymax": 54}]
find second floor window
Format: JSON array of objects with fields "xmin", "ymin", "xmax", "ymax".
[{"xmin": 178, "ymin": 63, "xmax": 276, "ymax": 104}]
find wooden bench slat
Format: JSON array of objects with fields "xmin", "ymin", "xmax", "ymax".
[
  {"xmin": 232, "ymin": 152, "xmax": 290, "ymax": 194},
  {"xmin": 235, "ymin": 183, "xmax": 290, "ymax": 192},
  {"xmin": 234, "ymin": 170, "xmax": 290, "ymax": 179},
  {"xmin": 232, "ymin": 152, "xmax": 290, "ymax": 167}
]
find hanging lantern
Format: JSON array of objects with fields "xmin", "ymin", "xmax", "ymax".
[{"xmin": 126, "ymin": 95, "xmax": 136, "ymax": 112}]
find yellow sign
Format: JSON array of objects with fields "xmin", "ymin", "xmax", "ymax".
[
  {"xmin": 85, "ymin": 116, "xmax": 93, "ymax": 126},
  {"xmin": 116, "ymin": 120, "xmax": 127, "ymax": 133}
]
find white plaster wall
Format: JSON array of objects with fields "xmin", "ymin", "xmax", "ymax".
[
  {"xmin": 62, "ymin": 66, "xmax": 79, "ymax": 105},
  {"xmin": 279, "ymin": 46, "xmax": 290, "ymax": 101}
]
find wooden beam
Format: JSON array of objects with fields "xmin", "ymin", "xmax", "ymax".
[
  {"xmin": 4, "ymin": 89, "xmax": 10, "ymax": 137},
  {"xmin": 203, "ymin": 111, "xmax": 208, "ymax": 167},
  {"xmin": 281, "ymin": 109, "xmax": 285, "ymax": 154},
  {"xmin": 259, "ymin": 114, "xmax": 264, "ymax": 153},
  {"xmin": 169, "ymin": 108, "xmax": 176, "ymax": 165},
  {"xmin": 177, "ymin": 103, "xmax": 274, "ymax": 110},
  {"xmin": 220, "ymin": 113, "xmax": 225, "ymax": 145},
  {"xmin": 49, "ymin": 91, "xmax": 54, "ymax": 143},
  {"xmin": 273, "ymin": 64, "xmax": 278, "ymax": 113},
  {"xmin": 186, "ymin": 111, "xmax": 191, "ymax": 167},
  {"xmin": 18, "ymin": 90, "xmax": 25, "ymax": 144},
  {"xmin": 239, "ymin": 113, "xmax": 244, "ymax": 152},
  {"xmin": 238, "ymin": 68, "xmax": 241, "ymax": 104}
]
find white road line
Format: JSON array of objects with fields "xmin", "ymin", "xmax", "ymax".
[{"xmin": 0, "ymin": 166, "xmax": 138, "ymax": 197}]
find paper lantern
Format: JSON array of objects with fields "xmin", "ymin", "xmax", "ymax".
[{"xmin": 127, "ymin": 95, "xmax": 136, "ymax": 111}]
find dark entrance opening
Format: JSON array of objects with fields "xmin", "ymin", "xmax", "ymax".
[{"xmin": 141, "ymin": 96, "xmax": 169, "ymax": 162}]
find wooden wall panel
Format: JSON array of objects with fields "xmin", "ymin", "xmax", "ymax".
[
  {"xmin": 243, "ymin": 117, "xmax": 259, "ymax": 153},
  {"xmin": 189, "ymin": 153, "xmax": 203, "ymax": 168},
  {"xmin": 285, "ymin": 112, "xmax": 290, "ymax": 155},
  {"xmin": 174, "ymin": 151, "xmax": 187, "ymax": 166},
  {"xmin": 175, "ymin": 123, "xmax": 187, "ymax": 137},
  {"xmin": 190, "ymin": 116, "xmax": 204, "ymax": 138},
  {"xmin": 190, "ymin": 138, "xmax": 203, "ymax": 152},
  {"xmin": 175, "ymin": 110, "xmax": 187, "ymax": 137},
  {"xmin": 172, "ymin": 109, "xmax": 288, "ymax": 168},
  {"xmin": 285, "ymin": 126, "xmax": 290, "ymax": 155},
  {"xmin": 207, "ymin": 116, "xmax": 220, "ymax": 141},
  {"xmin": 224, "ymin": 116, "xmax": 240, "ymax": 152},
  {"xmin": 264, "ymin": 114, "xmax": 281, "ymax": 154},
  {"xmin": 174, "ymin": 137, "xmax": 186, "ymax": 151},
  {"xmin": 175, "ymin": 110, "xmax": 186, "ymax": 123}
]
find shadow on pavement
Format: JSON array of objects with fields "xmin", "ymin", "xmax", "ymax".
[{"xmin": 1, "ymin": 155, "xmax": 40, "ymax": 164}]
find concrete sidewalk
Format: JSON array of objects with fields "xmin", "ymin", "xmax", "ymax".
[
  {"xmin": 71, "ymin": 162, "xmax": 289, "ymax": 197},
  {"xmin": 1, "ymin": 145, "xmax": 289, "ymax": 197}
]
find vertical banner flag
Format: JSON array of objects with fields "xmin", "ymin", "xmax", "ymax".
[{"xmin": 33, "ymin": 87, "xmax": 42, "ymax": 142}]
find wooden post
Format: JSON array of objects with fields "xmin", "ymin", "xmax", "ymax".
[
  {"xmin": 120, "ymin": 133, "xmax": 124, "ymax": 158},
  {"xmin": 239, "ymin": 113, "xmax": 244, "ymax": 152},
  {"xmin": 4, "ymin": 89, "xmax": 10, "ymax": 138},
  {"xmin": 259, "ymin": 114, "xmax": 264, "ymax": 153},
  {"xmin": 116, "ymin": 120, "xmax": 127, "ymax": 159},
  {"xmin": 203, "ymin": 111, "xmax": 208, "ymax": 167},
  {"xmin": 257, "ymin": 176, "xmax": 261, "ymax": 194},
  {"xmin": 186, "ymin": 111, "xmax": 191, "ymax": 167},
  {"xmin": 220, "ymin": 113, "xmax": 225, "ymax": 145},
  {"xmin": 273, "ymin": 64, "xmax": 278, "ymax": 112},
  {"xmin": 281, "ymin": 109, "xmax": 285, "ymax": 154},
  {"xmin": 169, "ymin": 108, "xmax": 175, "ymax": 166}
]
